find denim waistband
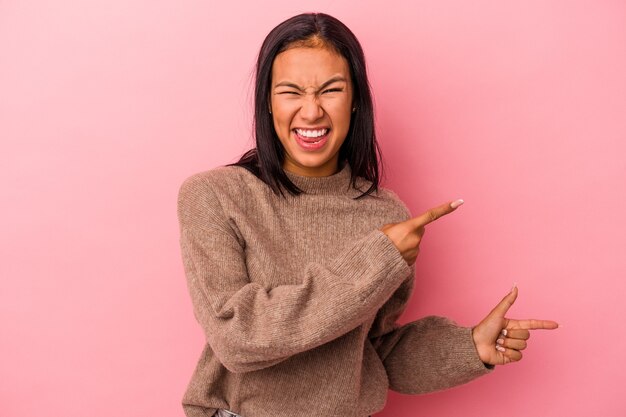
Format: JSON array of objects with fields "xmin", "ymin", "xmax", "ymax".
[
  {"xmin": 214, "ymin": 409, "xmax": 242, "ymax": 417},
  {"xmin": 215, "ymin": 408, "xmax": 371, "ymax": 417}
]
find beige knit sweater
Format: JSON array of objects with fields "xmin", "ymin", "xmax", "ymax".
[{"xmin": 177, "ymin": 161, "xmax": 492, "ymax": 417}]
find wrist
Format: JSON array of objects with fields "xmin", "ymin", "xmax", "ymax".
[{"xmin": 471, "ymin": 325, "xmax": 491, "ymax": 366}]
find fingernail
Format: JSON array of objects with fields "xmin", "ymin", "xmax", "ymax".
[
  {"xmin": 450, "ymin": 199, "xmax": 464, "ymax": 209},
  {"xmin": 501, "ymin": 329, "xmax": 508, "ymax": 337},
  {"xmin": 497, "ymin": 338, "xmax": 504, "ymax": 345},
  {"xmin": 496, "ymin": 345, "xmax": 506, "ymax": 352},
  {"xmin": 511, "ymin": 282, "xmax": 517, "ymax": 292}
]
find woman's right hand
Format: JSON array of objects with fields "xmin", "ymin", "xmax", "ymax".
[{"xmin": 379, "ymin": 199, "xmax": 464, "ymax": 266}]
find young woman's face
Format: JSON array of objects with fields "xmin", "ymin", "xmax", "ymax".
[{"xmin": 270, "ymin": 46, "xmax": 354, "ymax": 177}]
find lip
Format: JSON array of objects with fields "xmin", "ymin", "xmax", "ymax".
[
  {"xmin": 292, "ymin": 126, "xmax": 330, "ymax": 131},
  {"xmin": 293, "ymin": 128, "xmax": 330, "ymax": 151}
]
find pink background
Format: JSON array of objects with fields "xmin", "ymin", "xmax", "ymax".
[{"xmin": 1, "ymin": 1, "xmax": 624, "ymax": 416}]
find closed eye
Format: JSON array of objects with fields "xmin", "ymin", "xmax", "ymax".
[{"xmin": 323, "ymin": 88, "xmax": 343, "ymax": 94}]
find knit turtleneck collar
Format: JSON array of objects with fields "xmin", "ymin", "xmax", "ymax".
[{"xmin": 283, "ymin": 160, "xmax": 353, "ymax": 195}]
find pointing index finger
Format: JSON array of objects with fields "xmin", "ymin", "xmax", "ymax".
[
  {"xmin": 409, "ymin": 199, "xmax": 464, "ymax": 229},
  {"xmin": 511, "ymin": 319, "xmax": 560, "ymax": 330}
]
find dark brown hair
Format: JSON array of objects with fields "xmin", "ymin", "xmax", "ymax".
[{"xmin": 227, "ymin": 12, "xmax": 384, "ymax": 199}]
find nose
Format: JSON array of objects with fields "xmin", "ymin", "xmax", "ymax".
[{"xmin": 299, "ymin": 94, "xmax": 324, "ymax": 121}]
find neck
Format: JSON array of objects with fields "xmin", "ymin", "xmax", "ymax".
[
  {"xmin": 283, "ymin": 160, "xmax": 352, "ymax": 195},
  {"xmin": 282, "ymin": 156, "xmax": 342, "ymax": 178}
]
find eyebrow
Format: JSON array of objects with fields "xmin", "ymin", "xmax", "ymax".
[{"xmin": 273, "ymin": 76, "xmax": 347, "ymax": 91}]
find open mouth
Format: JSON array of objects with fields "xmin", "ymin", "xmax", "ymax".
[
  {"xmin": 294, "ymin": 128, "xmax": 329, "ymax": 143},
  {"xmin": 293, "ymin": 128, "xmax": 330, "ymax": 150}
]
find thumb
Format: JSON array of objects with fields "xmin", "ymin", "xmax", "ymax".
[{"xmin": 489, "ymin": 285, "xmax": 518, "ymax": 318}]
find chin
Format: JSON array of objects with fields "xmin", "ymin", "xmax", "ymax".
[{"xmin": 293, "ymin": 154, "xmax": 331, "ymax": 167}]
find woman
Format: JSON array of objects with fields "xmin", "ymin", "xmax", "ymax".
[{"xmin": 177, "ymin": 12, "xmax": 558, "ymax": 417}]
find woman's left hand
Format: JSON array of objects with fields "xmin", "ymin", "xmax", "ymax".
[{"xmin": 471, "ymin": 286, "xmax": 559, "ymax": 366}]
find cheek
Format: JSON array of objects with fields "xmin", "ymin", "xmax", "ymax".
[
  {"xmin": 324, "ymin": 99, "xmax": 352, "ymax": 122},
  {"xmin": 270, "ymin": 110, "xmax": 288, "ymax": 130},
  {"xmin": 272, "ymin": 104, "xmax": 297, "ymax": 128},
  {"xmin": 331, "ymin": 109, "xmax": 352, "ymax": 132},
  {"xmin": 271, "ymin": 112, "xmax": 294, "ymax": 145}
]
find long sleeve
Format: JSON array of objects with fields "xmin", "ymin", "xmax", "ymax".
[
  {"xmin": 177, "ymin": 174, "xmax": 413, "ymax": 374},
  {"xmin": 368, "ymin": 278, "xmax": 493, "ymax": 394}
]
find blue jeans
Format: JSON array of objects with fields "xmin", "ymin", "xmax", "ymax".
[{"xmin": 214, "ymin": 410, "xmax": 241, "ymax": 417}]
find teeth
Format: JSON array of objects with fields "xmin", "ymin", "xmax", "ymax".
[{"xmin": 295, "ymin": 128, "xmax": 328, "ymax": 138}]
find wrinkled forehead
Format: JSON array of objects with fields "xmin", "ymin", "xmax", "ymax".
[{"xmin": 271, "ymin": 45, "xmax": 351, "ymax": 90}]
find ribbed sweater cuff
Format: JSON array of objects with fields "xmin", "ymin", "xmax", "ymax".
[
  {"xmin": 383, "ymin": 317, "xmax": 494, "ymax": 394},
  {"xmin": 453, "ymin": 326, "xmax": 496, "ymax": 376}
]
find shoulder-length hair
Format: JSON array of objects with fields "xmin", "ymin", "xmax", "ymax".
[{"xmin": 227, "ymin": 12, "xmax": 384, "ymax": 199}]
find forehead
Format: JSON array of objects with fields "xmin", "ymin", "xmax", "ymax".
[{"xmin": 271, "ymin": 47, "xmax": 350, "ymax": 84}]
